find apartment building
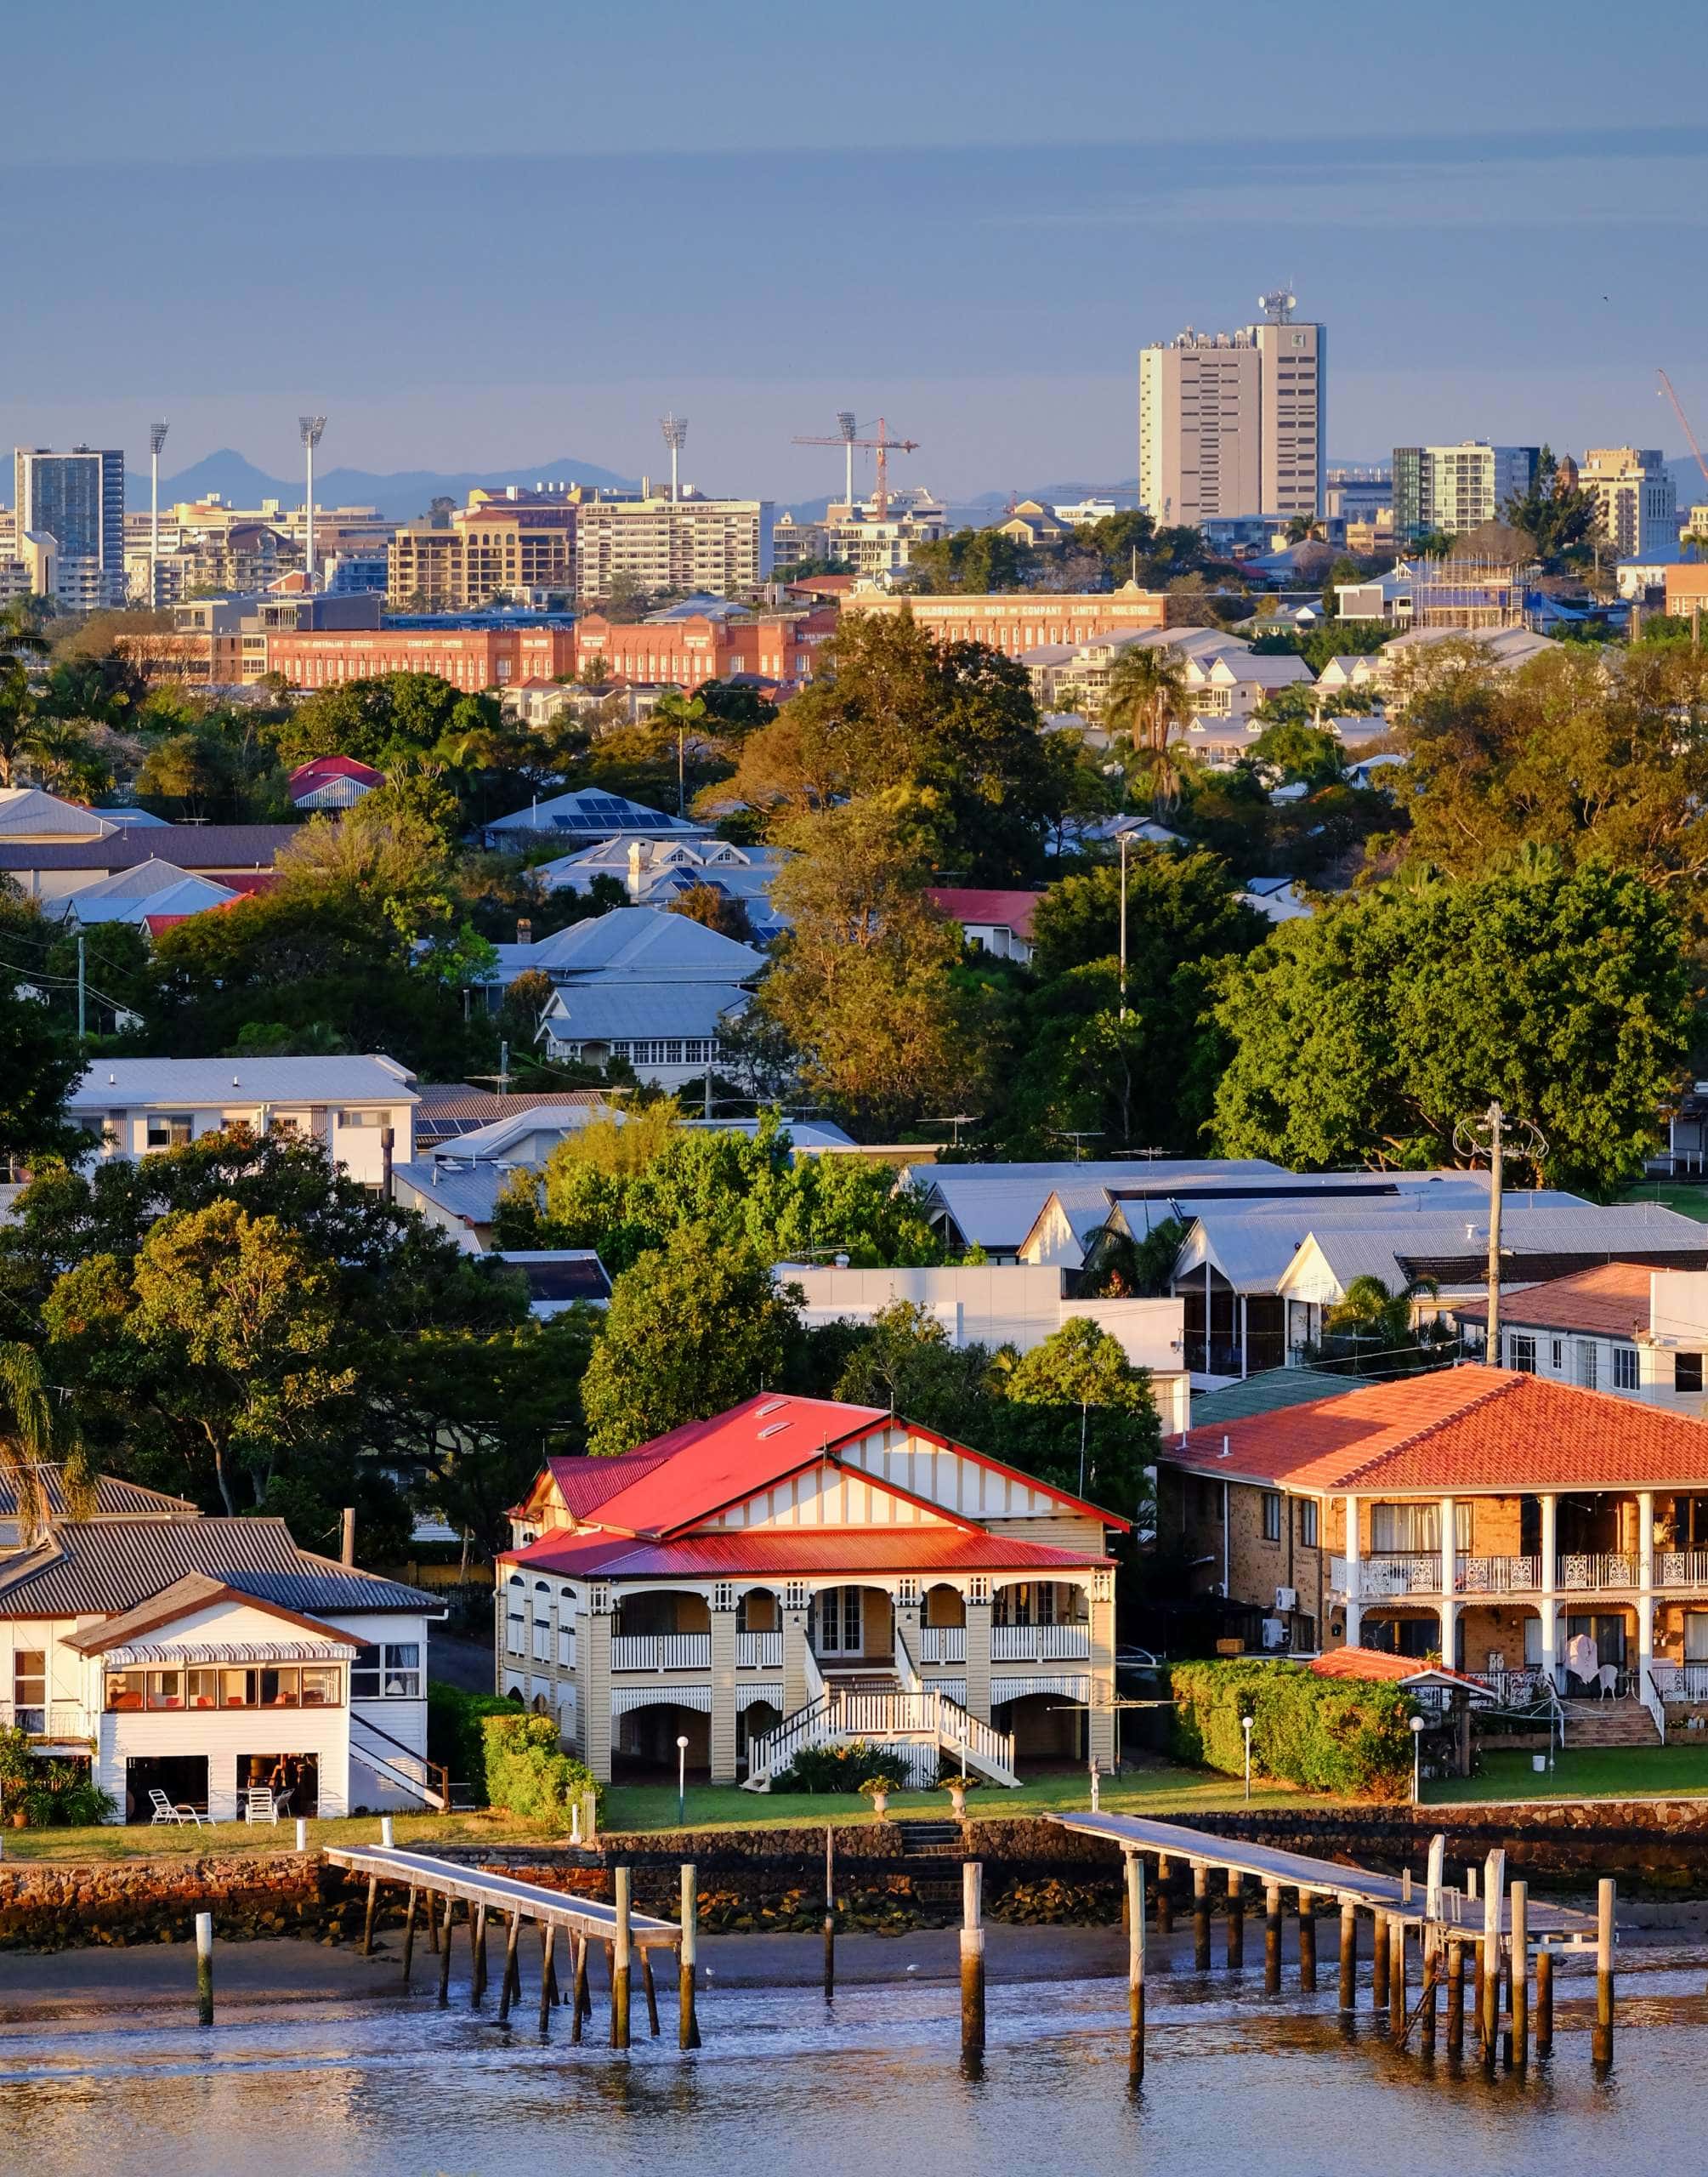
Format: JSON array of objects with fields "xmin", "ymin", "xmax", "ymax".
[
  {"xmin": 389, "ymin": 498, "xmax": 576, "ymax": 610},
  {"xmin": 1392, "ymin": 442, "xmax": 1538, "ymax": 539},
  {"xmin": 12, "ymin": 446, "xmax": 126, "ymax": 606},
  {"xmin": 1138, "ymin": 295, "xmax": 1326, "ymax": 522},
  {"xmin": 574, "ymin": 493, "xmax": 774, "ymax": 601},
  {"xmin": 1580, "ymin": 448, "xmax": 1678, "ymax": 560}
]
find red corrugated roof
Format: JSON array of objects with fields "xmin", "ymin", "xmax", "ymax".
[
  {"xmin": 502, "ymin": 1526, "xmax": 1111, "ymax": 1579},
  {"xmin": 1164, "ymin": 1363, "xmax": 1708, "ymax": 1493},
  {"xmin": 289, "ymin": 755, "xmax": 385, "ymax": 787},
  {"xmin": 926, "ymin": 887, "xmax": 1044, "ymax": 940},
  {"xmin": 1455, "ymin": 1261, "xmax": 1653, "ymax": 1338}
]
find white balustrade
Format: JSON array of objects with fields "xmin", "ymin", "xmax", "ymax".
[
  {"xmin": 990, "ymin": 1623, "xmax": 1092, "ymax": 1662},
  {"xmin": 735, "ymin": 1630, "xmax": 784, "ymax": 1669},
  {"xmin": 1657, "ymin": 1553, "xmax": 1708, "ymax": 1589},
  {"xmin": 1455, "ymin": 1555, "xmax": 1541, "ymax": 1594},
  {"xmin": 1558, "ymin": 1553, "xmax": 1637, "ymax": 1590},
  {"xmin": 919, "ymin": 1627, "xmax": 967, "ymax": 1664},
  {"xmin": 610, "ymin": 1633, "xmax": 712, "ymax": 1673}
]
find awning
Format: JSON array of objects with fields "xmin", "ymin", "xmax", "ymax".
[
  {"xmin": 101, "ymin": 1640, "xmax": 359, "ymax": 1667},
  {"xmin": 610, "ymin": 1683, "xmax": 712, "ymax": 1718}
]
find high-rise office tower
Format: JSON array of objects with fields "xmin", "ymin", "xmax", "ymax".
[
  {"xmin": 1580, "ymin": 448, "xmax": 1677, "ymax": 560},
  {"xmin": 1138, "ymin": 290, "xmax": 1326, "ymax": 523},
  {"xmin": 1391, "ymin": 442, "xmax": 1539, "ymax": 541},
  {"xmin": 12, "ymin": 445, "xmax": 126, "ymax": 607}
]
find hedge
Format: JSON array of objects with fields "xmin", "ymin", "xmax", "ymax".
[
  {"xmin": 428, "ymin": 1684, "xmax": 522, "ymax": 1803},
  {"xmin": 481, "ymin": 1712, "xmax": 604, "ymax": 1832},
  {"xmin": 1167, "ymin": 1659, "xmax": 1415, "ymax": 1801}
]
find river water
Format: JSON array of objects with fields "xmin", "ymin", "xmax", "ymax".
[{"xmin": 2, "ymin": 1945, "xmax": 1705, "ymax": 2177}]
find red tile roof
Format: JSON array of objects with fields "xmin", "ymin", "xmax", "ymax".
[
  {"xmin": 926, "ymin": 887, "xmax": 1044, "ymax": 940},
  {"xmin": 1163, "ymin": 1362, "xmax": 1708, "ymax": 1492},
  {"xmin": 502, "ymin": 1526, "xmax": 1111, "ymax": 1579},
  {"xmin": 1454, "ymin": 1261, "xmax": 1653, "ymax": 1339},
  {"xmin": 1308, "ymin": 1646, "xmax": 1485, "ymax": 1691}
]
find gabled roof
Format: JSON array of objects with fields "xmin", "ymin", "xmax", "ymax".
[
  {"xmin": 927, "ymin": 888, "xmax": 1044, "ymax": 938},
  {"xmin": 540, "ymin": 982, "xmax": 753, "ymax": 1041},
  {"xmin": 505, "ymin": 1526, "xmax": 1113, "ymax": 1580},
  {"xmin": 485, "ymin": 790, "xmax": 702, "ymax": 838},
  {"xmin": 1452, "ymin": 1260, "xmax": 1653, "ymax": 1338},
  {"xmin": 1160, "ymin": 1362, "xmax": 1708, "ymax": 1494},
  {"xmin": 0, "ymin": 825, "xmax": 300, "ymax": 874},
  {"xmin": 0, "ymin": 1468, "xmax": 199, "ymax": 1523},
  {"xmin": 288, "ymin": 755, "xmax": 384, "ymax": 788},
  {"xmin": 62, "ymin": 1573, "xmax": 357, "ymax": 1655},
  {"xmin": 0, "ymin": 1517, "xmax": 433, "ymax": 1618},
  {"xmin": 424, "ymin": 1103, "xmax": 599, "ymax": 1162},
  {"xmin": 524, "ymin": 906, "xmax": 766, "ymax": 979},
  {"xmin": 0, "ymin": 787, "xmax": 117, "ymax": 841}
]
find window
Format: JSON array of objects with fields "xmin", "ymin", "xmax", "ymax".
[
  {"xmin": 1262, "ymin": 1493, "xmax": 1282, "ymax": 1543},
  {"xmin": 105, "ymin": 1668, "xmax": 145, "ymax": 1712},
  {"xmin": 1687, "ymin": 1611, "xmax": 1708, "ymax": 1663},
  {"xmin": 185, "ymin": 1669, "xmax": 218, "ymax": 1710},
  {"xmin": 146, "ymin": 1112, "xmax": 194, "ymax": 1150},
  {"xmin": 1575, "ymin": 1341, "xmax": 1599, "ymax": 1390},
  {"xmin": 1613, "ymin": 1346, "xmax": 1639, "ymax": 1391},
  {"xmin": 14, "ymin": 1650, "xmax": 46, "ymax": 1731},
  {"xmin": 351, "ymin": 1642, "xmax": 422, "ymax": 1698},
  {"xmin": 259, "ymin": 1668, "xmax": 300, "ymax": 1708},
  {"xmin": 300, "ymin": 1668, "xmax": 340, "ymax": 1708},
  {"xmin": 220, "ymin": 1668, "xmax": 256, "ymax": 1708},
  {"xmin": 1300, "ymin": 1500, "xmax": 1319, "ymax": 1548},
  {"xmin": 1677, "ymin": 1353, "xmax": 1705, "ymax": 1394},
  {"xmin": 1508, "ymin": 1333, "xmax": 1537, "ymax": 1373},
  {"xmin": 337, "ymin": 1108, "xmax": 393, "ymax": 1130},
  {"xmin": 1371, "ymin": 1502, "xmax": 1474, "ymax": 1553}
]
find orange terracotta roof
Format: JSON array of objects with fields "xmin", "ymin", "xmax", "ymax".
[
  {"xmin": 1308, "ymin": 1646, "xmax": 1419, "ymax": 1681},
  {"xmin": 1454, "ymin": 1260, "xmax": 1652, "ymax": 1339},
  {"xmin": 1162, "ymin": 1362, "xmax": 1708, "ymax": 1493}
]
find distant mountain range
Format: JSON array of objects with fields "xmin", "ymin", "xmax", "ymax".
[{"xmin": 130, "ymin": 449, "xmax": 638, "ymax": 521}]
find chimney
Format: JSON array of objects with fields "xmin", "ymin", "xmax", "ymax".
[
  {"xmin": 517, "ymin": 918, "xmax": 533, "ymax": 946},
  {"xmin": 340, "ymin": 1507, "xmax": 355, "ymax": 1566}
]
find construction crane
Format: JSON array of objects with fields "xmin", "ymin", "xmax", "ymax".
[
  {"xmin": 1659, "ymin": 368, "xmax": 1708, "ymax": 492},
  {"xmin": 792, "ymin": 414, "xmax": 920, "ymax": 520}
]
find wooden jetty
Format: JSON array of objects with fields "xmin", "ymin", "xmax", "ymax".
[
  {"xmin": 1050, "ymin": 1811, "xmax": 1613, "ymax": 2083},
  {"xmin": 323, "ymin": 1844, "xmax": 699, "ymax": 2045}
]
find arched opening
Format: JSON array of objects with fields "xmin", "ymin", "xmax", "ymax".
[
  {"xmin": 921, "ymin": 1583, "xmax": 966, "ymax": 1665},
  {"xmin": 610, "ymin": 1697, "xmax": 712, "ymax": 1783},
  {"xmin": 991, "ymin": 1578, "xmax": 1089, "ymax": 1663},
  {"xmin": 610, "ymin": 1589, "xmax": 712, "ymax": 1672},
  {"xmin": 809, "ymin": 1584, "xmax": 894, "ymax": 1672},
  {"xmin": 736, "ymin": 1588, "xmax": 783, "ymax": 1668},
  {"xmin": 990, "ymin": 1689, "xmax": 1084, "ymax": 1773},
  {"xmin": 736, "ymin": 1696, "xmax": 783, "ymax": 1777}
]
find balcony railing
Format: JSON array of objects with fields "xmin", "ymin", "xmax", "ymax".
[
  {"xmin": 0, "ymin": 1702, "xmax": 91, "ymax": 1741},
  {"xmin": 1559, "ymin": 1554, "xmax": 1637, "ymax": 1589},
  {"xmin": 990, "ymin": 1624, "xmax": 1092, "ymax": 1662},
  {"xmin": 610, "ymin": 1634, "xmax": 712, "ymax": 1673},
  {"xmin": 920, "ymin": 1627, "xmax": 967, "ymax": 1664},
  {"xmin": 1657, "ymin": 1553, "xmax": 1708, "ymax": 1588},
  {"xmin": 1651, "ymin": 1661, "xmax": 1708, "ymax": 1703},
  {"xmin": 735, "ymin": 1631, "xmax": 783, "ymax": 1669},
  {"xmin": 1331, "ymin": 1554, "xmax": 1542, "ymax": 1600}
]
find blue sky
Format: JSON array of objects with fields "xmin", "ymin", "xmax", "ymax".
[{"xmin": 5, "ymin": 2, "xmax": 1706, "ymax": 505}]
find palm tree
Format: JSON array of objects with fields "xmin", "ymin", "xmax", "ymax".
[
  {"xmin": 0, "ymin": 1344, "xmax": 91, "ymax": 1544},
  {"xmin": 1103, "ymin": 644, "xmax": 1192, "ymax": 811},
  {"xmin": 1322, "ymin": 1275, "xmax": 1442, "ymax": 1368}
]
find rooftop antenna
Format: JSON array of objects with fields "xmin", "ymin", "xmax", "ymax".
[
  {"xmin": 1259, "ymin": 287, "xmax": 1297, "ymax": 325},
  {"xmin": 149, "ymin": 421, "xmax": 169, "ymax": 607},
  {"xmin": 298, "ymin": 415, "xmax": 326, "ymax": 588},
  {"xmin": 660, "ymin": 412, "xmax": 689, "ymax": 503}
]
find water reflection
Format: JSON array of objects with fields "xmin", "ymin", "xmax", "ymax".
[{"xmin": 0, "ymin": 1956, "xmax": 1701, "ymax": 2177}]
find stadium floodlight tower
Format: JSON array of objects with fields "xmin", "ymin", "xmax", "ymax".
[
  {"xmin": 660, "ymin": 412, "xmax": 689, "ymax": 503},
  {"xmin": 299, "ymin": 414, "xmax": 327, "ymax": 588},
  {"xmin": 149, "ymin": 422, "xmax": 169, "ymax": 606},
  {"xmin": 837, "ymin": 410, "xmax": 857, "ymax": 511}
]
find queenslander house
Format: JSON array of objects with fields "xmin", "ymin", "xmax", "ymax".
[
  {"xmin": 0, "ymin": 1470, "xmax": 440, "ymax": 1822},
  {"xmin": 496, "ymin": 1394, "xmax": 1127, "ymax": 1788},
  {"xmin": 1155, "ymin": 1362, "xmax": 1708, "ymax": 1745}
]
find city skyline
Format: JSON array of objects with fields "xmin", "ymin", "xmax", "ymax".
[{"xmin": 3, "ymin": 1, "xmax": 1705, "ymax": 506}]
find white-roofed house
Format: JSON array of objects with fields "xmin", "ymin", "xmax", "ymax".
[
  {"xmin": 1180, "ymin": 651, "xmax": 1315, "ymax": 766},
  {"xmin": 45, "ymin": 859, "xmax": 239, "ymax": 928},
  {"xmin": 479, "ymin": 789, "xmax": 706, "ymax": 851},
  {"xmin": 391, "ymin": 1101, "xmax": 610, "ymax": 1252},
  {"xmin": 0, "ymin": 787, "xmax": 122, "ymax": 843},
  {"xmin": 69, "ymin": 1055, "xmax": 418, "ymax": 1187},
  {"xmin": 530, "ymin": 834, "xmax": 789, "ymax": 941}
]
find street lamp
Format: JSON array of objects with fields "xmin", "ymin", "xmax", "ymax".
[
  {"xmin": 1410, "ymin": 1714, "xmax": 1427, "ymax": 1806},
  {"xmin": 1240, "ymin": 1714, "xmax": 1254, "ymax": 1801},
  {"xmin": 677, "ymin": 1733, "xmax": 689, "ymax": 1827}
]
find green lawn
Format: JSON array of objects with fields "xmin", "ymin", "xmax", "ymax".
[
  {"xmin": 1425, "ymin": 1744, "xmax": 1708, "ymax": 1804},
  {"xmin": 0, "ymin": 1809, "xmax": 514, "ymax": 1864},
  {"xmin": 1616, "ymin": 1179, "xmax": 1708, "ymax": 1224}
]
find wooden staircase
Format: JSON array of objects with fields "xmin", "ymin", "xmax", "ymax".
[
  {"xmin": 1565, "ymin": 1697, "xmax": 1661, "ymax": 1748},
  {"xmin": 742, "ymin": 1683, "xmax": 1020, "ymax": 1793}
]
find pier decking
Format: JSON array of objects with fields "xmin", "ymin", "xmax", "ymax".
[{"xmin": 323, "ymin": 1846, "xmax": 681, "ymax": 1947}]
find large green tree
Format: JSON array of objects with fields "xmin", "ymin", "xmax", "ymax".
[{"xmin": 1210, "ymin": 862, "xmax": 1694, "ymax": 1195}]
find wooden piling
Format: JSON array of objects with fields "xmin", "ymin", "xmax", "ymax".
[
  {"xmin": 641, "ymin": 1946, "xmax": 661, "ymax": 2037},
  {"xmin": 961, "ymin": 1860, "xmax": 986, "ymax": 2063},
  {"xmin": 1509, "ymin": 1881, "xmax": 1529, "ymax": 2069},
  {"xmin": 428, "ymin": 1889, "xmax": 440, "ymax": 1955},
  {"xmin": 1420, "ymin": 1947, "xmax": 1438, "ymax": 2055},
  {"xmin": 1226, "ymin": 1869, "xmax": 1244, "ymax": 1968},
  {"xmin": 613, "ymin": 1867, "xmax": 633, "ymax": 2050},
  {"xmin": 401, "ymin": 1886, "xmax": 418, "ymax": 1982},
  {"xmin": 472, "ymin": 1902, "xmax": 488, "ymax": 2003},
  {"xmin": 1264, "ymin": 1881, "xmax": 1282, "ymax": 1996},
  {"xmin": 1372, "ymin": 1909, "xmax": 1389, "ymax": 2010},
  {"xmin": 1298, "ymin": 1890, "xmax": 1317, "ymax": 1993},
  {"xmin": 360, "ymin": 1877, "xmax": 379, "ymax": 1958},
  {"xmin": 538, "ymin": 1925, "xmax": 556, "ymax": 2036},
  {"xmin": 1481, "ymin": 1849, "xmax": 1506, "ymax": 2068},
  {"xmin": 679, "ymin": 1863, "xmax": 701, "ymax": 2050},
  {"xmin": 1592, "ymin": 1878, "xmax": 1614, "ymax": 2070},
  {"xmin": 497, "ymin": 1909, "xmax": 521, "ymax": 2024},
  {"xmin": 1388, "ymin": 1915, "xmax": 1405, "ymax": 2037},
  {"xmin": 1535, "ymin": 1944, "xmax": 1553, "ymax": 2058},
  {"xmin": 1126, "ymin": 1852, "xmax": 1146, "ymax": 2089},
  {"xmin": 824, "ymin": 1827, "xmax": 836, "ymax": 1999},
  {"xmin": 195, "ymin": 1912, "xmax": 213, "ymax": 2027},
  {"xmin": 1192, "ymin": 1861, "xmax": 1211, "ymax": 1971},
  {"xmin": 1156, "ymin": 1855, "xmax": 1172, "ymax": 1936},
  {"xmin": 1446, "ymin": 1938, "xmax": 1465, "ymax": 2058},
  {"xmin": 571, "ymin": 1933, "xmax": 590, "ymax": 2044},
  {"xmin": 1338, "ymin": 1900, "xmax": 1357, "ymax": 2010},
  {"xmin": 435, "ymin": 1895, "xmax": 456, "ymax": 2007}
]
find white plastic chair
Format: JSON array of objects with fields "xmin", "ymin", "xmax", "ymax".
[
  {"xmin": 149, "ymin": 1788, "xmax": 206, "ymax": 1827},
  {"xmin": 243, "ymin": 1788, "xmax": 281, "ymax": 1825}
]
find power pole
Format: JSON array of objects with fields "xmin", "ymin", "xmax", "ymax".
[
  {"xmin": 77, "ymin": 929, "xmax": 86, "ymax": 1041},
  {"xmin": 1118, "ymin": 833, "xmax": 1130, "ymax": 1021},
  {"xmin": 1455, "ymin": 1100, "xmax": 1546, "ymax": 1365}
]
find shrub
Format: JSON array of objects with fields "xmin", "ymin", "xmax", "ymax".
[
  {"xmin": 1167, "ymin": 1658, "xmax": 1415, "ymax": 1801},
  {"xmin": 18, "ymin": 1760, "xmax": 118, "ymax": 1827},
  {"xmin": 770, "ymin": 1740, "xmax": 886, "ymax": 1793},
  {"xmin": 428, "ymin": 1682, "xmax": 521, "ymax": 1803},
  {"xmin": 481, "ymin": 1713, "xmax": 604, "ymax": 1833}
]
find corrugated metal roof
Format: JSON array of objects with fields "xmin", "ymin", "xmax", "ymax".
[
  {"xmin": 0, "ymin": 825, "xmax": 299, "ymax": 873},
  {"xmin": 506, "ymin": 1526, "xmax": 1112, "ymax": 1578},
  {"xmin": 392, "ymin": 1160, "xmax": 506, "ymax": 1229},
  {"xmin": 71, "ymin": 1055, "xmax": 417, "ymax": 1108},
  {"xmin": 542, "ymin": 984, "xmax": 752, "ymax": 1041},
  {"xmin": 526, "ymin": 906, "xmax": 765, "ymax": 977},
  {"xmin": 0, "ymin": 1469, "xmax": 199, "ymax": 1522},
  {"xmin": 0, "ymin": 1521, "xmax": 431, "ymax": 1618},
  {"xmin": 1189, "ymin": 1369, "xmax": 1373, "ymax": 1428}
]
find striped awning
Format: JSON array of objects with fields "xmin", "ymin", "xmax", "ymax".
[
  {"xmin": 102, "ymin": 1640, "xmax": 359, "ymax": 1667},
  {"xmin": 610, "ymin": 1683, "xmax": 712, "ymax": 1718},
  {"xmin": 991, "ymin": 1674, "xmax": 1089, "ymax": 1707}
]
